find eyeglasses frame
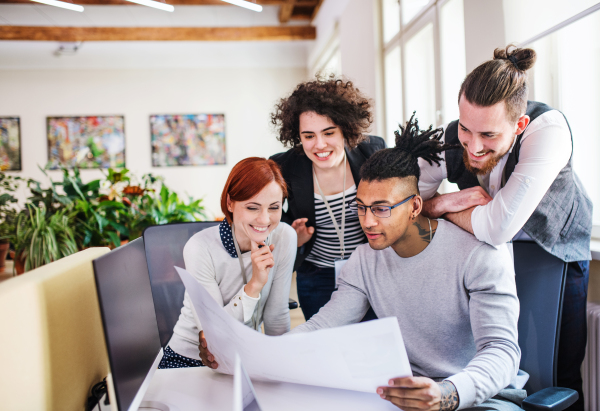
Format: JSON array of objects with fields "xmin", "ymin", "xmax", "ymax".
[{"xmin": 351, "ymin": 194, "xmax": 417, "ymax": 218}]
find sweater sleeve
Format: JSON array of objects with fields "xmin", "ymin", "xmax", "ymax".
[
  {"xmin": 262, "ymin": 224, "xmax": 296, "ymax": 336},
  {"xmin": 289, "ymin": 251, "xmax": 370, "ymax": 334},
  {"xmin": 446, "ymin": 243, "xmax": 521, "ymax": 409},
  {"xmin": 183, "ymin": 237, "xmax": 254, "ymax": 329}
]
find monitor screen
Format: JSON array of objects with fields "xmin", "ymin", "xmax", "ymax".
[{"xmin": 94, "ymin": 238, "xmax": 162, "ymax": 411}]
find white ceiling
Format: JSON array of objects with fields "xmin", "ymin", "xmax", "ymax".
[{"xmin": 0, "ymin": 4, "xmax": 312, "ymax": 69}]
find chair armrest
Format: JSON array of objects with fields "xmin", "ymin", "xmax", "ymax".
[
  {"xmin": 522, "ymin": 387, "xmax": 578, "ymax": 411},
  {"xmin": 288, "ymin": 298, "xmax": 298, "ymax": 310}
]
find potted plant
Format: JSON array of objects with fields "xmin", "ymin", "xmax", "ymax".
[
  {"xmin": 11, "ymin": 204, "xmax": 78, "ymax": 274},
  {"xmin": 0, "ymin": 173, "xmax": 22, "ymax": 272}
]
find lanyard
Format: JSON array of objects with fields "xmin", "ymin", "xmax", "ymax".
[
  {"xmin": 313, "ymin": 153, "xmax": 347, "ymax": 259},
  {"xmin": 230, "ymin": 224, "xmax": 260, "ymax": 331}
]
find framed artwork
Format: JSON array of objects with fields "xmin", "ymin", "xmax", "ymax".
[
  {"xmin": 47, "ymin": 115, "xmax": 126, "ymax": 170},
  {"xmin": 0, "ymin": 117, "xmax": 21, "ymax": 171},
  {"xmin": 150, "ymin": 114, "xmax": 226, "ymax": 167}
]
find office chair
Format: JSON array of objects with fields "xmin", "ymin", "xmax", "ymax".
[
  {"xmin": 143, "ymin": 221, "xmax": 299, "ymax": 347},
  {"xmin": 513, "ymin": 240, "xmax": 579, "ymax": 411}
]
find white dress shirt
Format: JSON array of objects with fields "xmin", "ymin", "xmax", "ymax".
[{"xmin": 418, "ymin": 110, "xmax": 572, "ymax": 246}]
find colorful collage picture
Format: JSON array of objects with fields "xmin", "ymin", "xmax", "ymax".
[
  {"xmin": 47, "ymin": 116, "xmax": 126, "ymax": 170},
  {"xmin": 0, "ymin": 117, "xmax": 21, "ymax": 171},
  {"xmin": 150, "ymin": 114, "xmax": 226, "ymax": 167}
]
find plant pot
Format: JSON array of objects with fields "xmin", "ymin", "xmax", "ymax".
[
  {"xmin": 14, "ymin": 252, "xmax": 25, "ymax": 275},
  {"xmin": 0, "ymin": 242, "xmax": 9, "ymax": 273}
]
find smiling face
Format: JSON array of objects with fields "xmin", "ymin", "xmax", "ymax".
[
  {"xmin": 356, "ymin": 177, "xmax": 418, "ymax": 251},
  {"xmin": 228, "ymin": 181, "xmax": 283, "ymax": 247},
  {"xmin": 458, "ymin": 95, "xmax": 528, "ymax": 175},
  {"xmin": 299, "ymin": 111, "xmax": 346, "ymax": 169}
]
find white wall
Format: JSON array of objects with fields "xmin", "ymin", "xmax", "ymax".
[
  {"xmin": 309, "ymin": 0, "xmax": 382, "ymax": 136},
  {"xmin": 0, "ymin": 66, "xmax": 306, "ymax": 217}
]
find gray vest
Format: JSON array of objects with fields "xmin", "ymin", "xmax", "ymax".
[{"xmin": 444, "ymin": 101, "xmax": 592, "ymax": 262}]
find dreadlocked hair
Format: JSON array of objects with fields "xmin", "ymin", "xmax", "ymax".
[{"xmin": 360, "ymin": 113, "xmax": 457, "ymax": 184}]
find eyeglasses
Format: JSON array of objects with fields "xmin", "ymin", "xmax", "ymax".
[{"xmin": 349, "ymin": 195, "xmax": 416, "ymax": 218}]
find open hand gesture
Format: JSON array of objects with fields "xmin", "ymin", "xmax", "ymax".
[{"xmin": 291, "ymin": 218, "xmax": 315, "ymax": 247}]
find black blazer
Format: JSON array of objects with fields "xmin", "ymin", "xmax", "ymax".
[{"xmin": 270, "ymin": 135, "xmax": 386, "ymax": 271}]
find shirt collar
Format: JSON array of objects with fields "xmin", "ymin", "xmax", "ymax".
[{"xmin": 219, "ymin": 219, "xmax": 238, "ymax": 258}]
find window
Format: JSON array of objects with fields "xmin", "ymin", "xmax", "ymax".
[
  {"xmin": 380, "ymin": 0, "xmax": 466, "ymax": 194},
  {"xmin": 439, "ymin": 0, "xmax": 466, "ymax": 124},
  {"xmin": 530, "ymin": 10, "xmax": 600, "ymax": 224},
  {"xmin": 384, "ymin": 45, "xmax": 403, "ymax": 145},
  {"xmin": 404, "ymin": 23, "xmax": 436, "ymax": 128},
  {"xmin": 382, "ymin": 0, "xmax": 401, "ymax": 43},
  {"xmin": 402, "ymin": 0, "xmax": 431, "ymax": 25}
]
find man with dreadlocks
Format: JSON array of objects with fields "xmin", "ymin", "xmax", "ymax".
[
  {"xmin": 286, "ymin": 115, "xmax": 523, "ymax": 411},
  {"xmin": 198, "ymin": 116, "xmax": 522, "ymax": 410}
]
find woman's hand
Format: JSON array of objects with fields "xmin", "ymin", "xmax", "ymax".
[
  {"xmin": 291, "ymin": 218, "xmax": 315, "ymax": 247},
  {"xmin": 198, "ymin": 330, "xmax": 219, "ymax": 369},
  {"xmin": 244, "ymin": 241, "xmax": 275, "ymax": 298}
]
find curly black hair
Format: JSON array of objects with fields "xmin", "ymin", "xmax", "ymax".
[
  {"xmin": 360, "ymin": 113, "xmax": 457, "ymax": 184},
  {"xmin": 270, "ymin": 76, "xmax": 373, "ymax": 151}
]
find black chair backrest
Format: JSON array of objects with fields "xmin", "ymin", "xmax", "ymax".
[
  {"xmin": 143, "ymin": 221, "xmax": 220, "ymax": 347},
  {"xmin": 513, "ymin": 240, "xmax": 568, "ymax": 394}
]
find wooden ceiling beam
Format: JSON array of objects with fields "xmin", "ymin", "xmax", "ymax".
[
  {"xmin": 0, "ymin": 25, "xmax": 316, "ymax": 41},
  {"xmin": 278, "ymin": 0, "xmax": 294, "ymax": 23}
]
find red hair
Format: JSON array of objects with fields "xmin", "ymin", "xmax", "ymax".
[{"xmin": 221, "ymin": 157, "xmax": 288, "ymax": 224}]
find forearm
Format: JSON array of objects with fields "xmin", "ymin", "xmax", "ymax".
[
  {"xmin": 443, "ymin": 208, "xmax": 475, "ymax": 235},
  {"xmin": 421, "ymin": 193, "xmax": 445, "ymax": 219},
  {"xmin": 289, "ymin": 279, "xmax": 370, "ymax": 334},
  {"xmin": 439, "ymin": 381, "xmax": 459, "ymax": 411}
]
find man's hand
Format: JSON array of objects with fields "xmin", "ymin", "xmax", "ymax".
[
  {"xmin": 377, "ymin": 377, "xmax": 459, "ymax": 411},
  {"xmin": 422, "ymin": 187, "xmax": 492, "ymax": 219},
  {"xmin": 198, "ymin": 330, "xmax": 219, "ymax": 369},
  {"xmin": 291, "ymin": 218, "xmax": 315, "ymax": 247}
]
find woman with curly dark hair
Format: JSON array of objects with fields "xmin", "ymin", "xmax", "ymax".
[{"xmin": 270, "ymin": 77, "xmax": 385, "ymax": 321}]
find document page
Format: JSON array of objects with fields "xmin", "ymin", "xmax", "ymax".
[{"xmin": 176, "ymin": 266, "xmax": 412, "ymax": 393}]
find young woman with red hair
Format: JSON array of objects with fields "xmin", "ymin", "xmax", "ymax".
[{"xmin": 160, "ymin": 157, "xmax": 297, "ymax": 369}]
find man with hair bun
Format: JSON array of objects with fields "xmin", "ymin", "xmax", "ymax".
[
  {"xmin": 418, "ymin": 45, "xmax": 592, "ymax": 409},
  {"xmin": 289, "ymin": 116, "xmax": 523, "ymax": 411}
]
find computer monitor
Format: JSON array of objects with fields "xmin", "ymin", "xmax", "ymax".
[{"xmin": 94, "ymin": 238, "xmax": 163, "ymax": 411}]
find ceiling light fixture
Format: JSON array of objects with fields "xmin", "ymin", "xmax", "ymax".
[
  {"xmin": 220, "ymin": 0, "xmax": 262, "ymax": 12},
  {"xmin": 125, "ymin": 0, "xmax": 174, "ymax": 12},
  {"xmin": 31, "ymin": 0, "xmax": 84, "ymax": 12}
]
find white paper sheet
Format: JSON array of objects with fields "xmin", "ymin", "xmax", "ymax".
[
  {"xmin": 176, "ymin": 266, "xmax": 412, "ymax": 393},
  {"xmin": 234, "ymin": 353, "xmax": 263, "ymax": 411}
]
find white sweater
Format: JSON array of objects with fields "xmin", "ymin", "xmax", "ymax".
[{"xmin": 169, "ymin": 222, "xmax": 297, "ymax": 360}]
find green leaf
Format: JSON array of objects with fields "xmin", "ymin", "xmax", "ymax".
[{"xmin": 107, "ymin": 231, "xmax": 121, "ymax": 249}]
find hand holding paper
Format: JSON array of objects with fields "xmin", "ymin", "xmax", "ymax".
[{"xmin": 176, "ymin": 266, "xmax": 412, "ymax": 392}]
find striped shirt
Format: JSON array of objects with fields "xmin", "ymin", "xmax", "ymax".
[{"xmin": 305, "ymin": 185, "xmax": 366, "ymax": 268}]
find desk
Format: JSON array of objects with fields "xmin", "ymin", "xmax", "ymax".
[{"xmin": 142, "ymin": 367, "xmax": 398, "ymax": 410}]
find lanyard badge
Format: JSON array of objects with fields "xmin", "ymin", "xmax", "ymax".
[{"xmin": 313, "ymin": 153, "xmax": 348, "ymax": 289}]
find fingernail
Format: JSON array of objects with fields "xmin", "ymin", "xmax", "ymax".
[
  {"xmin": 377, "ymin": 388, "xmax": 383, "ymax": 394},
  {"xmin": 389, "ymin": 379, "xmax": 394, "ymax": 385}
]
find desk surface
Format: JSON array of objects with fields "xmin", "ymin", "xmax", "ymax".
[{"xmin": 143, "ymin": 367, "xmax": 398, "ymax": 411}]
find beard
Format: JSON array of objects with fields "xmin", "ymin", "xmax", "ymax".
[{"xmin": 462, "ymin": 147, "xmax": 505, "ymax": 176}]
